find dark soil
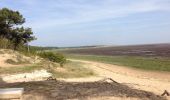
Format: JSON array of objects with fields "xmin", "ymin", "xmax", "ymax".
[
  {"xmin": 64, "ymin": 43, "xmax": 170, "ymax": 57},
  {"xmin": 0, "ymin": 80, "xmax": 166, "ymax": 100}
]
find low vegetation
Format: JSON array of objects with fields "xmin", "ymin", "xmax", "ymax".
[
  {"xmin": 67, "ymin": 54, "xmax": 170, "ymax": 72},
  {"xmin": 49, "ymin": 61, "xmax": 95, "ymax": 78},
  {"xmin": 0, "ymin": 60, "xmax": 95, "ymax": 78},
  {"xmin": 38, "ymin": 52, "xmax": 67, "ymax": 67},
  {"xmin": 0, "ymin": 64, "xmax": 42, "ymax": 74}
]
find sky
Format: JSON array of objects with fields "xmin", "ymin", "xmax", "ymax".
[{"xmin": 0, "ymin": 0, "xmax": 170, "ymax": 47}]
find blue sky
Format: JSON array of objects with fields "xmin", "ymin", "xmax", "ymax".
[{"xmin": 0, "ymin": 0, "xmax": 170, "ymax": 47}]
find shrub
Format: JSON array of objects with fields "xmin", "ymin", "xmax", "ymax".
[{"xmin": 38, "ymin": 52, "xmax": 66, "ymax": 67}]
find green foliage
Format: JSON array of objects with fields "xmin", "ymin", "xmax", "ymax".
[
  {"xmin": 0, "ymin": 8, "xmax": 35, "ymax": 50},
  {"xmin": 39, "ymin": 52, "xmax": 67, "ymax": 67},
  {"xmin": 10, "ymin": 27, "xmax": 35, "ymax": 50}
]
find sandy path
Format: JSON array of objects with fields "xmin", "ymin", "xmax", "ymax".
[{"xmin": 64, "ymin": 59, "xmax": 170, "ymax": 98}]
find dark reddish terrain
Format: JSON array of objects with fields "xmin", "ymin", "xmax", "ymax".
[
  {"xmin": 0, "ymin": 80, "xmax": 165, "ymax": 100},
  {"xmin": 64, "ymin": 43, "xmax": 170, "ymax": 57}
]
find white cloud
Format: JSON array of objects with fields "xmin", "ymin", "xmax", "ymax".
[{"xmin": 22, "ymin": 0, "xmax": 170, "ymax": 30}]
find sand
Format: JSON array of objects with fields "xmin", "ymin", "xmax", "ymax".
[{"xmin": 64, "ymin": 59, "xmax": 170, "ymax": 99}]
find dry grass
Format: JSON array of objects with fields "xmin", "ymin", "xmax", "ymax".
[{"xmin": 49, "ymin": 61, "xmax": 95, "ymax": 78}]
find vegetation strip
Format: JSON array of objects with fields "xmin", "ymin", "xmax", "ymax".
[{"xmin": 67, "ymin": 54, "xmax": 170, "ymax": 71}]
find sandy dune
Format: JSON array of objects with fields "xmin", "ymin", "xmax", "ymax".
[{"xmin": 0, "ymin": 49, "xmax": 40, "ymax": 68}]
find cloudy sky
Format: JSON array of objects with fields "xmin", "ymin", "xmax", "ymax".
[{"xmin": 0, "ymin": 0, "xmax": 170, "ymax": 47}]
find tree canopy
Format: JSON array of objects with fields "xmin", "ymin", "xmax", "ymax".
[{"xmin": 0, "ymin": 8, "xmax": 35, "ymax": 50}]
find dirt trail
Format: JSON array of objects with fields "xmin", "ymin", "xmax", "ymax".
[{"xmin": 66, "ymin": 59, "xmax": 170, "ymax": 98}]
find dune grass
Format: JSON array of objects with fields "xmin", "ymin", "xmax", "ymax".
[
  {"xmin": 67, "ymin": 54, "xmax": 170, "ymax": 72},
  {"xmin": 0, "ymin": 64, "xmax": 43, "ymax": 74},
  {"xmin": 0, "ymin": 60, "xmax": 95, "ymax": 78},
  {"xmin": 50, "ymin": 61, "xmax": 95, "ymax": 78}
]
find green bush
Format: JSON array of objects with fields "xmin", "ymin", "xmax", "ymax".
[{"xmin": 38, "ymin": 52, "xmax": 66, "ymax": 67}]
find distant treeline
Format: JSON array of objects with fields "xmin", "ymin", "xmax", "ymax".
[
  {"xmin": 60, "ymin": 45, "xmax": 105, "ymax": 49},
  {"xmin": 30, "ymin": 46, "xmax": 59, "ymax": 51},
  {"xmin": 30, "ymin": 45, "xmax": 105, "ymax": 51}
]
